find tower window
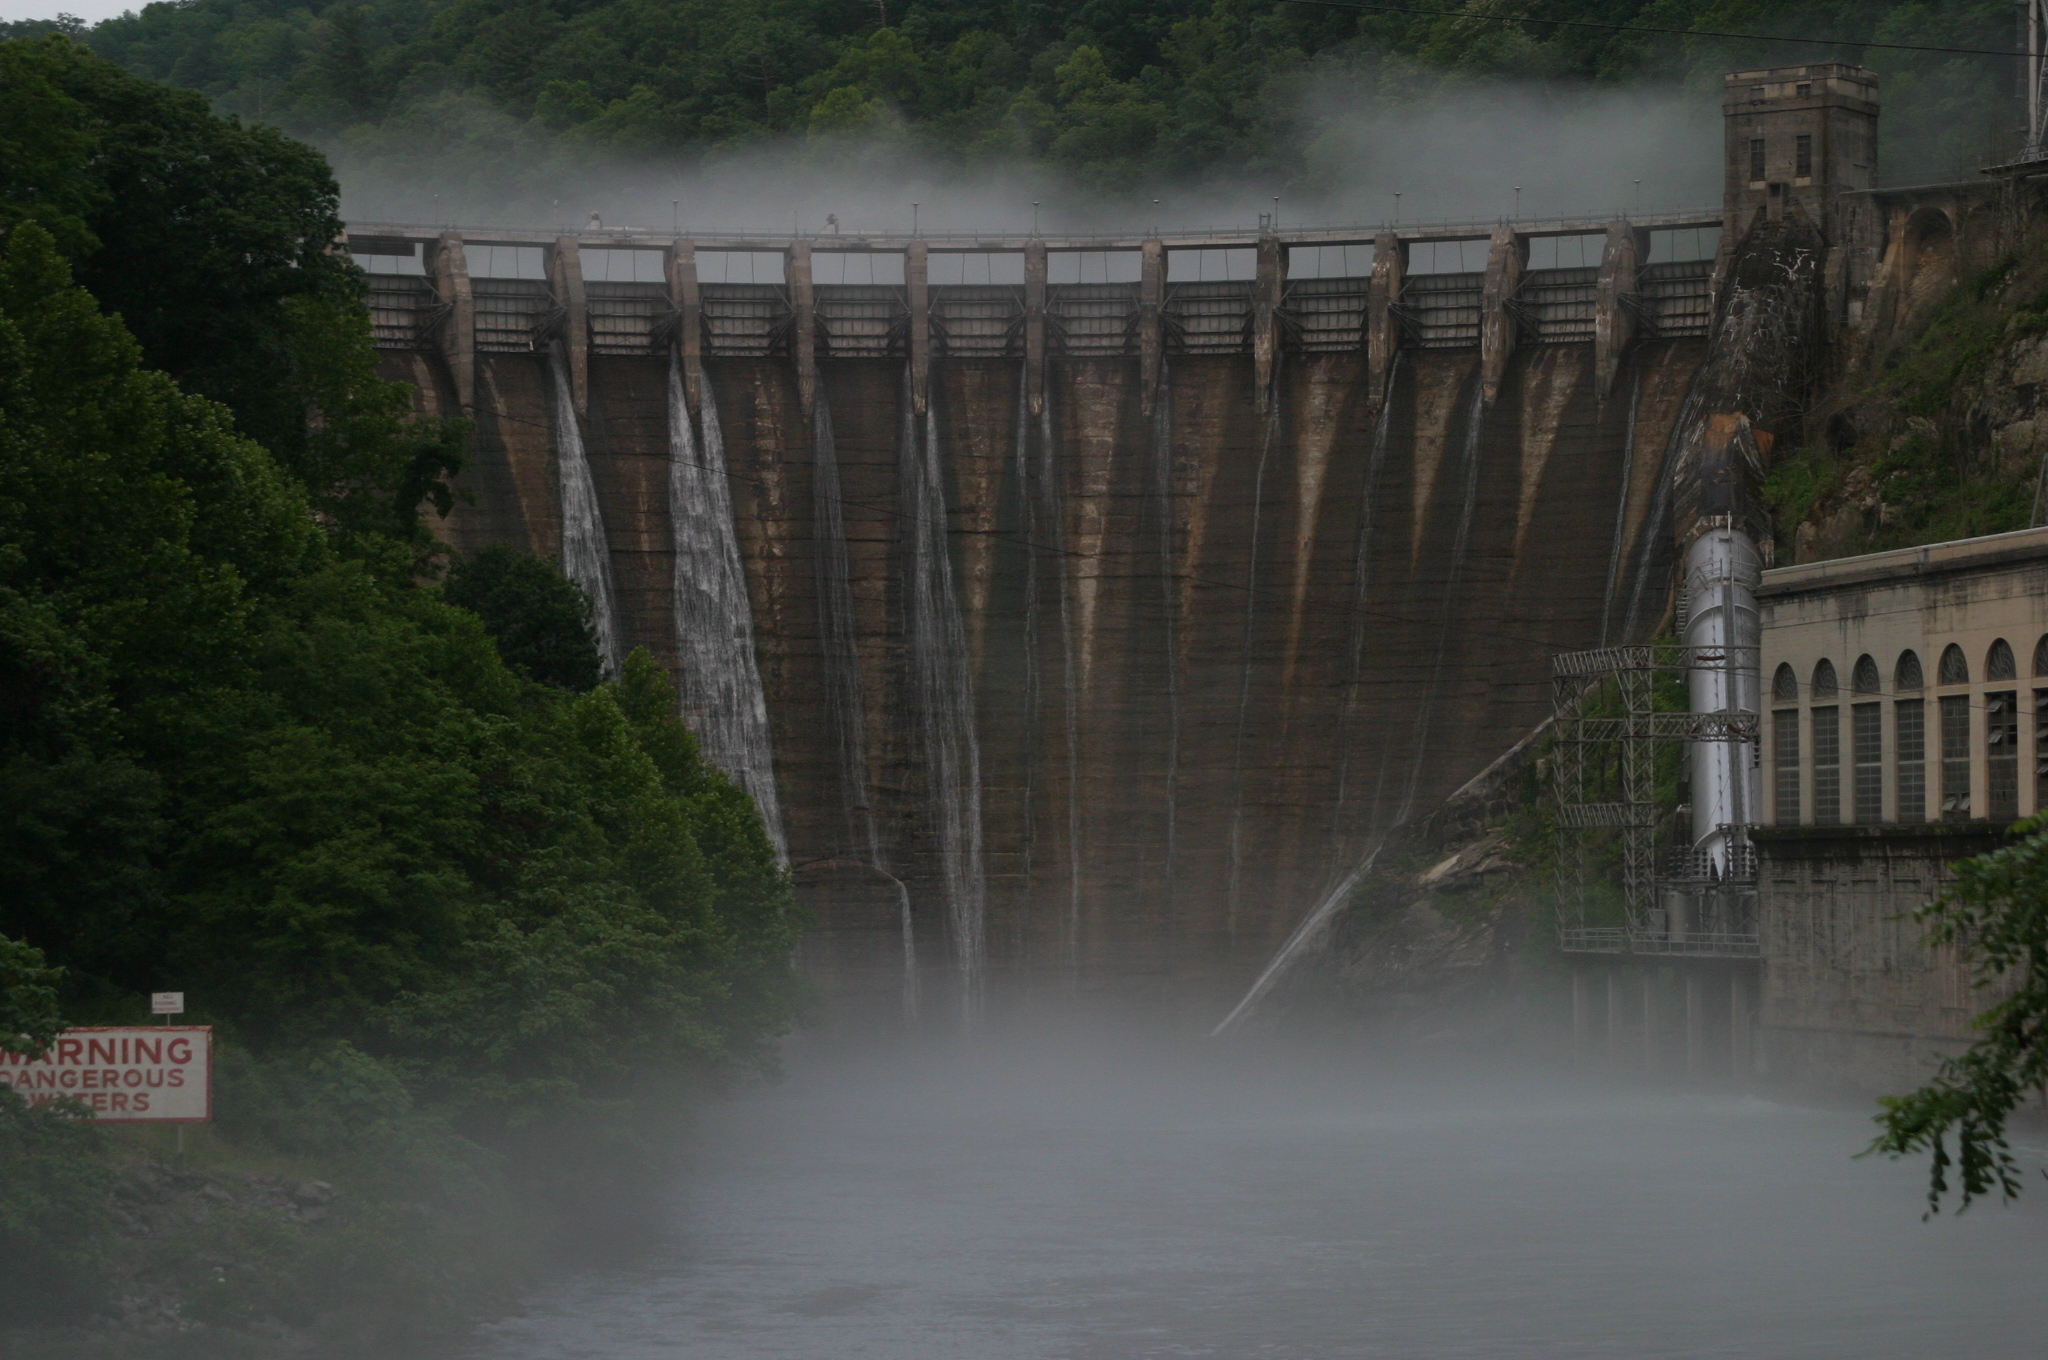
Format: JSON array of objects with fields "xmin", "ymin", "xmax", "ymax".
[
  {"xmin": 1795, "ymin": 134, "xmax": 1813, "ymax": 177},
  {"xmin": 1750, "ymin": 138, "xmax": 1767, "ymax": 181},
  {"xmin": 1795, "ymin": 82, "xmax": 1812, "ymax": 98}
]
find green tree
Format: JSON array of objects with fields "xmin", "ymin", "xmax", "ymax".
[
  {"xmin": 1870, "ymin": 813, "xmax": 2048, "ymax": 1211},
  {"xmin": 0, "ymin": 37, "xmax": 464, "ymax": 547},
  {"xmin": 443, "ymin": 545, "xmax": 604, "ymax": 692}
]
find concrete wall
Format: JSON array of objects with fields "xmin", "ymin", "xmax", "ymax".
[
  {"xmin": 1753, "ymin": 824, "xmax": 2009, "ymax": 1092},
  {"xmin": 381, "ymin": 335, "xmax": 1703, "ymax": 1001}
]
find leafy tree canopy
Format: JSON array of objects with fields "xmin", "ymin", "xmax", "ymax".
[
  {"xmin": 0, "ymin": 42, "xmax": 799, "ymax": 1150},
  {"xmin": 0, "ymin": 35, "xmax": 463, "ymax": 540},
  {"xmin": 1870, "ymin": 813, "xmax": 2048, "ymax": 1212},
  {"xmin": 13, "ymin": 0, "xmax": 2015, "ymax": 192},
  {"xmin": 444, "ymin": 545, "xmax": 605, "ymax": 693}
]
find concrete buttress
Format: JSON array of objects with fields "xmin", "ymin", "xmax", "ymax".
[
  {"xmin": 1140, "ymin": 238, "xmax": 1166, "ymax": 416},
  {"xmin": 1367, "ymin": 231, "xmax": 1404, "ymax": 411},
  {"xmin": 907, "ymin": 239, "xmax": 931, "ymax": 416},
  {"xmin": 549, "ymin": 236, "xmax": 590, "ymax": 417},
  {"xmin": 1253, "ymin": 234, "xmax": 1285, "ymax": 413},
  {"xmin": 666, "ymin": 238, "xmax": 703, "ymax": 414},
  {"xmin": 1480, "ymin": 223, "xmax": 1523, "ymax": 406},
  {"xmin": 1594, "ymin": 221, "xmax": 1642, "ymax": 403},
  {"xmin": 788, "ymin": 240, "xmax": 818, "ymax": 417},
  {"xmin": 429, "ymin": 233, "xmax": 476, "ymax": 415},
  {"xmin": 1024, "ymin": 240, "xmax": 1048, "ymax": 417}
]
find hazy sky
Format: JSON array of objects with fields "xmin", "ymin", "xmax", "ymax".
[{"xmin": 1, "ymin": 0, "xmax": 129, "ymax": 22}]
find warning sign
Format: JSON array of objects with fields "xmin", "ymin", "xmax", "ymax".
[{"xmin": 0, "ymin": 1027, "xmax": 212, "ymax": 1122}]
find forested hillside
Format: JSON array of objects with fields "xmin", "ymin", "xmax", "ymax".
[
  {"xmin": 0, "ymin": 36, "xmax": 798, "ymax": 1342},
  {"xmin": 1, "ymin": 0, "xmax": 2018, "ymax": 196}
]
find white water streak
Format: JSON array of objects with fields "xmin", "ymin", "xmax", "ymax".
[
  {"xmin": 667, "ymin": 355, "xmax": 787, "ymax": 859},
  {"xmin": 902, "ymin": 379, "xmax": 987, "ymax": 1000},
  {"xmin": 1211, "ymin": 843, "xmax": 1383, "ymax": 1036},
  {"xmin": 1397, "ymin": 379, "xmax": 1488, "ymax": 826},
  {"xmin": 548, "ymin": 344, "xmax": 622, "ymax": 674},
  {"xmin": 811, "ymin": 396, "xmax": 878, "ymax": 864},
  {"xmin": 1037, "ymin": 399, "xmax": 1084, "ymax": 980},
  {"xmin": 1331, "ymin": 352, "xmax": 1405, "ymax": 852}
]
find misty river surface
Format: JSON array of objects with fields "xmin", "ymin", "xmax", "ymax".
[{"xmin": 462, "ymin": 1031, "xmax": 2046, "ymax": 1359}]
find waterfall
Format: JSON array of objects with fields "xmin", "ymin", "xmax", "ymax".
[
  {"xmin": 811, "ymin": 394, "xmax": 878, "ymax": 865},
  {"xmin": 1396, "ymin": 378, "xmax": 1488, "ymax": 825},
  {"xmin": 1330, "ymin": 351, "xmax": 1405, "ymax": 856},
  {"xmin": 1211, "ymin": 843, "xmax": 1382, "ymax": 1036},
  {"xmin": 1224, "ymin": 393, "xmax": 1282, "ymax": 934},
  {"xmin": 1037, "ymin": 398, "xmax": 1084, "ymax": 981},
  {"xmin": 665, "ymin": 354, "xmax": 787, "ymax": 858},
  {"xmin": 1597, "ymin": 364, "xmax": 1645, "ymax": 647},
  {"xmin": 547, "ymin": 343, "xmax": 622, "ymax": 673},
  {"xmin": 1011, "ymin": 366, "xmax": 1042, "ymax": 933},
  {"xmin": 1149, "ymin": 362, "xmax": 1182, "ymax": 949},
  {"xmin": 900, "ymin": 374, "xmax": 988, "ymax": 1004}
]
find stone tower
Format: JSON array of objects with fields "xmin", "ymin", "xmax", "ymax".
[{"xmin": 1722, "ymin": 63, "xmax": 1879, "ymax": 237}]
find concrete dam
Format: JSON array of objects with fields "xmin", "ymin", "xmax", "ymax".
[{"xmin": 348, "ymin": 202, "xmax": 1744, "ymax": 1009}]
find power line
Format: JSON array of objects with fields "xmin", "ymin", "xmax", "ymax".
[{"xmin": 1272, "ymin": 0, "xmax": 2025, "ymax": 61}]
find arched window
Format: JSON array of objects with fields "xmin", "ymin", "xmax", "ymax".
[
  {"xmin": 1896, "ymin": 650, "xmax": 1924, "ymax": 691},
  {"xmin": 1773, "ymin": 663, "xmax": 1799, "ymax": 702},
  {"xmin": 2033, "ymin": 634, "xmax": 2048, "ymax": 677},
  {"xmin": 1812, "ymin": 659, "xmax": 1838, "ymax": 699},
  {"xmin": 1896, "ymin": 652, "xmax": 1927, "ymax": 824},
  {"xmin": 1939, "ymin": 644, "xmax": 1969, "ymax": 686},
  {"xmin": 1852, "ymin": 655, "xmax": 1881, "ymax": 694},
  {"xmin": 1988, "ymin": 638, "xmax": 2016, "ymax": 681}
]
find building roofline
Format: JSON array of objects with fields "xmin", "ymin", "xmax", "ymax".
[{"xmin": 1759, "ymin": 525, "xmax": 2048, "ymax": 597}]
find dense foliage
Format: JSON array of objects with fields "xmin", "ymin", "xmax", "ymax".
[
  {"xmin": 0, "ymin": 0, "xmax": 2015, "ymax": 192},
  {"xmin": 0, "ymin": 41, "xmax": 800, "ymax": 1324},
  {"xmin": 444, "ymin": 544, "xmax": 605, "ymax": 693},
  {"xmin": 1870, "ymin": 812, "xmax": 2048, "ymax": 1212}
]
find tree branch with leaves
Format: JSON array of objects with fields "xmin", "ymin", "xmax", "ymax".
[{"xmin": 1868, "ymin": 814, "xmax": 2048, "ymax": 1212}]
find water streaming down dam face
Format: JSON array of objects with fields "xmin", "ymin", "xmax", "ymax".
[
  {"xmin": 666, "ymin": 356, "xmax": 787, "ymax": 857},
  {"xmin": 547, "ymin": 345, "xmax": 623, "ymax": 673},
  {"xmin": 901, "ymin": 373, "xmax": 989, "ymax": 1002},
  {"xmin": 379, "ymin": 267, "xmax": 1711, "ymax": 1005}
]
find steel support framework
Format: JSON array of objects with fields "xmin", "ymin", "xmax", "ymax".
[{"xmin": 1552, "ymin": 645, "xmax": 1759, "ymax": 954}]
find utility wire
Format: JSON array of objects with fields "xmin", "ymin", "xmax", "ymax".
[{"xmin": 1271, "ymin": 0, "xmax": 2027, "ymax": 62}]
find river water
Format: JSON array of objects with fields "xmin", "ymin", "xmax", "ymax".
[{"xmin": 463, "ymin": 1030, "xmax": 2046, "ymax": 1359}]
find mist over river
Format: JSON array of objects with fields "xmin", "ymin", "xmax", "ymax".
[{"xmin": 457, "ymin": 1028, "xmax": 2045, "ymax": 1360}]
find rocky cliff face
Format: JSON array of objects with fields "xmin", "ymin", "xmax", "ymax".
[{"xmin": 1771, "ymin": 201, "xmax": 2048, "ymax": 564}]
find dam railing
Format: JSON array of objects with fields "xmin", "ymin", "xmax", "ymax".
[{"xmin": 346, "ymin": 214, "xmax": 1723, "ymax": 398}]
